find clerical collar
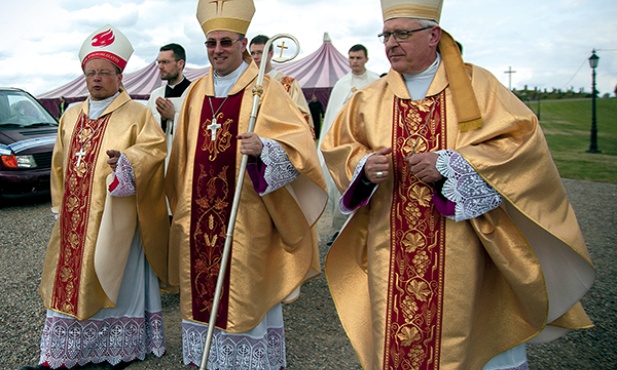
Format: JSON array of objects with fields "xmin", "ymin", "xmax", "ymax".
[
  {"xmin": 403, "ymin": 53, "xmax": 441, "ymax": 101},
  {"xmin": 167, "ymin": 77, "xmax": 186, "ymax": 89},
  {"xmin": 89, "ymin": 91, "xmax": 120, "ymax": 120},
  {"xmin": 213, "ymin": 62, "xmax": 248, "ymax": 97}
]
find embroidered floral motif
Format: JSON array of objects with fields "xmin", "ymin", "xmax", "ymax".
[
  {"xmin": 52, "ymin": 113, "xmax": 110, "ymax": 316},
  {"xmin": 385, "ymin": 95, "xmax": 446, "ymax": 369}
]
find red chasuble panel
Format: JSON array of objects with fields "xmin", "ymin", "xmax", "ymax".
[
  {"xmin": 52, "ymin": 113, "xmax": 111, "ymax": 315},
  {"xmin": 190, "ymin": 92, "xmax": 245, "ymax": 327},
  {"xmin": 385, "ymin": 93, "xmax": 447, "ymax": 369}
]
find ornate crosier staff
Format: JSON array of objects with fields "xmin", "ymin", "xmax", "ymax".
[{"xmin": 199, "ymin": 33, "xmax": 300, "ymax": 370}]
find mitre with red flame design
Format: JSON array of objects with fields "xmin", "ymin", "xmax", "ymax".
[{"xmin": 78, "ymin": 24, "xmax": 134, "ymax": 72}]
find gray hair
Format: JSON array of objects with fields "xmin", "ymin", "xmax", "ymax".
[{"xmin": 416, "ymin": 19, "xmax": 439, "ymax": 28}]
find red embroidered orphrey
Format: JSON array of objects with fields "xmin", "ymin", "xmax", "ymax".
[
  {"xmin": 384, "ymin": 93, "xmax": 446, "ymax": 369},
  {"xmin": 189, "ymin": 92, "xmax": 244, "ymax": 327},
  {"xmin": 51, "ymin": 113, "xmax": 111, "ymax": 315}
]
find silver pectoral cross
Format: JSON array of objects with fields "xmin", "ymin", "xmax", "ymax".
[
  {"xmin": 75, "ymin": 148, "xmax": 86, "ymax": 168},
  {"xmin": 207, "ymin": 118, "xmax": 221, "ymax": 141}
]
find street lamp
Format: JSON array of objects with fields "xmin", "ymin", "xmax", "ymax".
[
  {"xmin": 587, "ymin": 49, "xmax": 600, "ymax": 153},
  {"xmin": 536, "ymin": 90, "xmax": 541, "ymax": 120}
]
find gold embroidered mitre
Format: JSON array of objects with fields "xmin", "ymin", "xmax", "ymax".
[
  {"xmin": 197, "ymin": 0, "xmax": 255, "ymax": 36},
  {"xmin": 381, "ymin": 0, "xmax": 443, "ymax": 22}
]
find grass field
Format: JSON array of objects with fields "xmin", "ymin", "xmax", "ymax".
[{"xmin": 525, "ymin": 97, "xmax": 617, "ymax": 184}]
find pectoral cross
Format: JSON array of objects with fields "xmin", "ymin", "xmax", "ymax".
[
  {"xmin": 207, "ymin": 118, "xmax": 221, "ymax": 141},
  {"xmin": 75, "ymin": 148, "xmax": 86, "ymax": 168},
  {"xmin": 277, "ymin": 41, "xmax": 289, "ymax": 58}
]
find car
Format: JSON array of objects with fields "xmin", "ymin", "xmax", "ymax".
[{"xmin": 0, "ymin": 87, "xmax": 58, "ymax": 203}]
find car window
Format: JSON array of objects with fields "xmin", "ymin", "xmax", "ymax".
[{"xmin": 0, "ymin": 90, "xmax": 57, "ymax": 127}]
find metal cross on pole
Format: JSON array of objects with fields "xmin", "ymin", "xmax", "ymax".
[
  {"xmin": 504, "ymin": 66, "xmax": 516, "ymax": 90},
  {"xmin": 276, "ymin": 40, "xmax": 289, "ymax": 58}
]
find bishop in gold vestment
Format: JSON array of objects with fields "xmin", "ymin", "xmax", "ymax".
[
  {"xmin": 167, "ymin": 2, "xmax": 327, "ymax": 367},
  {"xmin": 30, "ymin": 24, "xmax": 170, "ymax": 370},
  {"xmin": 321, "ymin": 10, "xmax": 595, "ymax": 369}
]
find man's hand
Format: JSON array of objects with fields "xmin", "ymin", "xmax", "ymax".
[
  {"xmin": 238, "ymin": 132, "xmax": 263, "ymax": 157},
  {"xmin": 155, "ymin": 97, "xmax": 175, "ymax": 121},
  {"xmin": 364, "ymin": 148, "xmax": 392, "ymax": 184},
  {"xmin": 406, "ymin": 152, "xmax": 442, "ymax": 183},
  {"xmin": 106, "ymin": 149, "xmax": 121, "ymax": 171}
]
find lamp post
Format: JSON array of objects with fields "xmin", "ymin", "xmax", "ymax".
[
  {"xmin": 587, "ymin": 49, "xmax": 600, "ymax": 153},
  {"xmin": 536, "ymin": 90, "xmax": 541, "ymax": 121}
]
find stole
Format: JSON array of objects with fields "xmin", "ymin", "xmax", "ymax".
[
  {"xmin": 51, "ymin": 113, "xmax": 111, "ymax": 316},
  {"xmin": 189, "ymin": 91, "xmax": 245, "ymax": 327},
  {"xmin": 384, "ymin": 92, "xmax": 447, "ymax": 369}
]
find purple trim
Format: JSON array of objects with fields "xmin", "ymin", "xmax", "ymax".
[
  {"xmin": 342, "ymin": 174, "xmax": 374, "ymax": 211},
  {"xmin": 247, "ymin": 156, "xmax": 268, "ymax": 193},
  {"xmin": 432, "ymin": 186, "xmax": 456, "ymax": 216}
]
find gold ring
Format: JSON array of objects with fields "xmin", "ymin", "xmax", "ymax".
[{"xmin": 376, "ymin": 171, "xmax": 384, "ymax": 178}]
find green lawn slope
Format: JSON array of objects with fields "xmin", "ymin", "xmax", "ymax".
[{"xmin": 527, "ymin": 97, "xmax": 617, "ymax": 184}]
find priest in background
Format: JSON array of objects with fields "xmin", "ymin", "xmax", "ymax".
[
  {"xmin": 147, "ymin": 43, "xmax": 192, "ymax": 172},
  {"xmin": 318, "ymin": 43, "xmax": 380, "ymax": 243},
  {"xmin": 23, "ymin": 24, "xmax": 169, "ymax": 370}
]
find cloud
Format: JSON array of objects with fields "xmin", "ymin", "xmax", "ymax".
[{"xmin": 1, "ymin": 0, "xmax": 615, "ymax": 97}]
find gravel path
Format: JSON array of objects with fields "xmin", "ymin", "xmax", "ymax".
[{"xmin": 1, "ymin": 178, "xmax": 615, "ymax": 369}]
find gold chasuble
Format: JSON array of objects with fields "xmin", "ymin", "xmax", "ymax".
[
  {"xmin": 322, "ymin": 63, "xmax": 595, "ymax": 369},
  {"xmin": 270, "ymin": 70, "xmax": 315, "ymax": 139},
  {"xmin": 40, "ymin": 90, "xmax": 169, "ymax": 320},
  {"xmin": 167, "ymin": 56, "xmax": 327, "ymax": 333}
]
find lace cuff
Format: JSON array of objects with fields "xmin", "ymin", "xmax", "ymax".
[
  {"xmin": 435, "ymin": 149, "xmax": 502, "ymax": 222},
  {"xmin": 257, "ymin": 138, "xmax": 299, "ymax": 196},
  {"xmin": 109, "ymin": 153, "xmax": 136, "ymax": 197},
  {"xmin": 339, "ymin": 153, "xmax": 378, "ymax": 214}
]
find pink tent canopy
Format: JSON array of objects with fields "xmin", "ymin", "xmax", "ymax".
[
  {"xmin": 37, "ymin": 62, "xmax": 209, "ymax": 118},
  {"xmin": 274, "ymin": 32, "xmax": 350, "ymax": 109},
  {"xmin": 37, "ymin": 33, "xmax": 350, "ymax": 118}
]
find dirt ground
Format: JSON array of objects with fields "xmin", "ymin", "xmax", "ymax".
[{"xmin": 1, "ymin": 178, "xmax": 615, "ymax": 369}]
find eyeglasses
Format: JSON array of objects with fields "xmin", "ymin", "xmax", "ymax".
[
  {"xmin": 84, "ymin": 70, "xmax": 116, "ymax": 79},
  {"xmin": 157, "ymin": 59, "xmax": 178, "ymax": 65},
  {"xmin": 205, "ymin": 37, "xmax": 243, "ymax": 49},
  {"xmin": 378, "ymin": 26, "xmax": 433, "ymax": 43}
]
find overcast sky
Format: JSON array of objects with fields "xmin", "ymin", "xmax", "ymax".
[{"xmin": 1, "ymin": 0, "xmax": 616, "ymax": 97}]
